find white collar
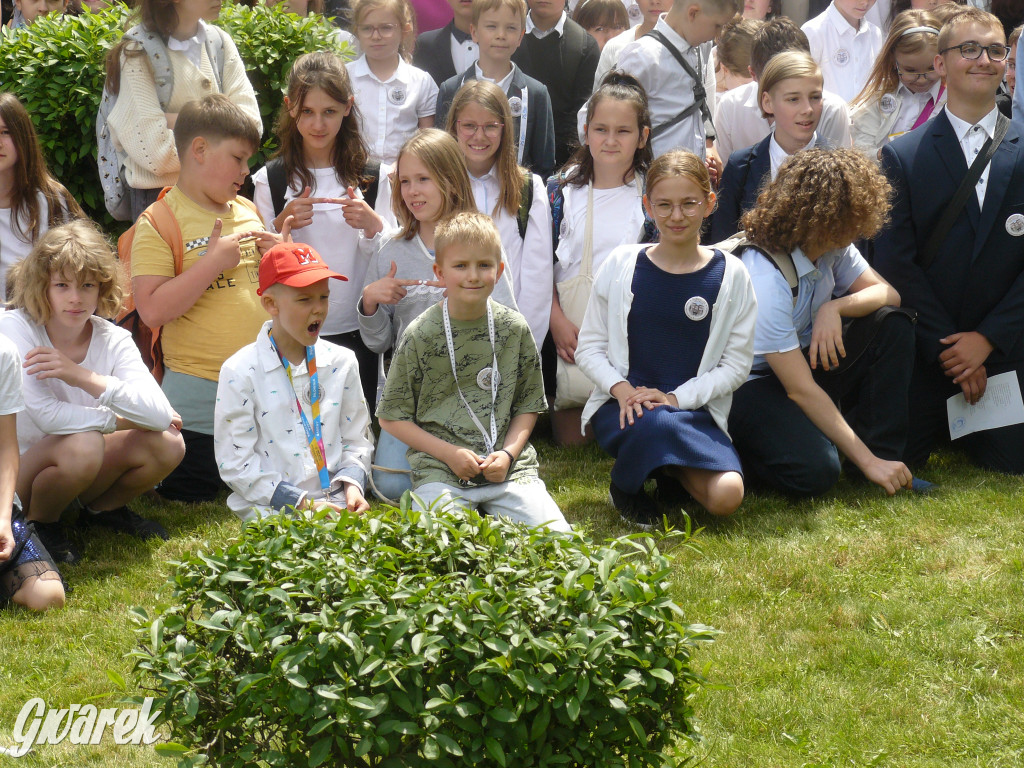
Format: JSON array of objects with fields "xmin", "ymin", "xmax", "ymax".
[
  {"xmin": 769, "ymin": 130, "xmax": 817, "ymax": 166},
  {"xmin": 945, "ymin": 104, "xmax": 1000, "ymax": 142},
  {"xmin": 826, "ymin": 3, "xmax": 867, "ymax": 37},
  {"xmin": 469, "ymin": 164, "xmax": 499, "ymax": 183},
  {"xmin": 896, "ymin": 79, "xmax": 942, "ymax": 102},
  {"xmin": 349, "ymin": 54, "xmax": 410, "ymax": 84},
  {"xmin": 474, "ymin": 62, "xmax": 516, "ymax": 91},
  {"xmin": 167, "ymin": 19, "xmax": 207, "ymax": 51},
  {"xmin": 653, "ymin": 15, "xmax": 695, "ymax": 52},
  {"xmin": 526, "ymin": 10, "xmax": 567, "ymax": 37}
]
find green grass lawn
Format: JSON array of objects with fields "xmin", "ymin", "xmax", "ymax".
[{"xmin": 2, "ymin": 429, "xmax": 1022, "ymax": 767}]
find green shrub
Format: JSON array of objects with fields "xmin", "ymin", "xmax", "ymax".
[
  {"xmin": 131, "ymin": 503, "xmax": 717, "ymax": 768},
  {"xmin": 0, "ymin": 2, "xmax": 351, "ymax": 229}
]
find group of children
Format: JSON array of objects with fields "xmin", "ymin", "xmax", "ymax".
[{"xmin": 3, "ymin": 0, "xmax": 1024, "ymax": 612}]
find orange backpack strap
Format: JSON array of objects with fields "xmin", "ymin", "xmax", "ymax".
[{"xmin": 148, "ymin": 187, "xmax": 184, "ymax": 276}]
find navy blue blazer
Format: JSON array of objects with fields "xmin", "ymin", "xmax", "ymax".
[
  {"xmin": 435, "ymin": 65, "xmax": 557, "ymax": 181},
  {"xmin": 413, "ymin": 21, "xmax": 459, "ymax": 86},
  {"xmin": 710, "ymin": 134, "xmax": 831, "ymax": 243},
  {"xmin": 874, "ymin": 110, "xmax": 1024, "ymax": 366}
]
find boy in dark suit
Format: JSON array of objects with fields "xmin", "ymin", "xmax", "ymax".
[
  {"xmin": 413, "ymin": 0, "xmax": 479, "ymax": 85},
  {"xmin": 512, "ymin": 0, "xmax": 599, "ymax": 167},
  {"xmin": 875, "ymin": 7, "xmax": 1024, "ymax": 474}
]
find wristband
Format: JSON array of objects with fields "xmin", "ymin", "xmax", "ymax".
[{"xmin": 500, "ymin": 448, "xmax": 516, "ymax": 464}]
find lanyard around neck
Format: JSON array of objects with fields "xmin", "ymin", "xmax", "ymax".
[
  {"xmin": 269, "ymin": 331, "xmax": 331, "ymax": 492},
  {"xmin": 442, "ymin": 299, "xmax": 499, "ymax": 454}
]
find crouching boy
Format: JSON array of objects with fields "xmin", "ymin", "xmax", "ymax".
[
  {"xmin": 377, "ymin": 212, "xmax": 571, "ymax": 532},
  {"xmin": 214, "ymin": 242, "xmax": 374, "ymax": 520}
]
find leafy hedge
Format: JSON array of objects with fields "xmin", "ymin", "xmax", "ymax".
[
  {"xmin": 0, "ymin": 2, "xmax": 350, "ymax": 228},
  {"xmin": 131, "ymin": 503, "xmax": 717, "ymax": 767}
]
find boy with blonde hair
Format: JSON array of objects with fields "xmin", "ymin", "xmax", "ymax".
[{"xmin": 377, "ymin": 212, "xmax": 570, "ymax": 531}]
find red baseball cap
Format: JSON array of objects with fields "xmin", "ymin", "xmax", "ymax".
[{"xmin": 257, "ymin": 242, "xmax": 348, "ymax": 296}]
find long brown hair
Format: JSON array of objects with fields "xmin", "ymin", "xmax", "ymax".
[
  {"xmin": 0, "ymin": 92, "xmax": 84, "ymax": 245},
  {"xmin": 273, "ymin": 51, "xmax": 369, "ymax": 193},
  {"xmin": 851, "ymin": 9, "xmax": 940, "ymax": 109},
  {"xmin": 390, "ymin": 129, "xmax": 476, "ymax": 240},
  {"xmin": 446, "ymin": 80, "xmax": 527, "ymax": 218}
]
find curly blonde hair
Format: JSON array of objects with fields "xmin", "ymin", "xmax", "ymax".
[
  {"xmin": 740, "ymin": 148, "xmax": 891, "ymax": 254},
  {"xmin": 8, "ymin": 219, "xmax": 124, "ymax": 325}
]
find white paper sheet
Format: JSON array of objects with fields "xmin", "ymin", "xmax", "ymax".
[{"xmin": 947, "ymin": 371, "xmax": 1024, "ymax": 440}]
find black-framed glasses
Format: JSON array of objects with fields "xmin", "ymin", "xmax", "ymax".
[
  {"xmin": 939, "ymin": 41, "xmax": 1011, "ymax": 62},
  {"xmin": 895, "ymin": 65, "xmax": 938, "ymax": 81}
]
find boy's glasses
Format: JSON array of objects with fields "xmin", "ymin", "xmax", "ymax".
[
  {"xmin": 456, "ymin": 120, "xmax": 504, "ymax": 138},
  {"xmin": 356, "ymin": 23, "xmax": 399, "ymax": 38},
  {"xmin": 939, "ymin": 41, "xmax": 1011, "ymax": 61},
  {"xmin": 651, "ymin": 200, "xmax": 704, "ymax": 218},
  {"xmin": 895, "ymin": 65, "xmax": 938, "ymax": 81}
]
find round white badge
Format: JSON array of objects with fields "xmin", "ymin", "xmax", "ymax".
[
  {"xmin": 508, "ymin": 96, "xmax": 523, "ymax": 117},
  {"xmin": 388, "ymin": 86, "xmax": 407, "ymax": 105},
  {"xmin": 880, "ymin": 93, "xmax": 897, "ymax": 114},
  {"xmin": 477, "ymin": 367, "xmax": 501, "ymax": 390},
  {"xmin": 833, "ymin": 48, "xmax": 850, "ymax": 67},
  {"xmin": 1006, "ymin": 213, "xmax": 1024, "ymax": 236},
  {"xmin": 684, "ymin": 296, "xmax": 710, "ymax": 322},
  {"xmin": 628, "ymin": 3, "xmax": 642, "ymax": 19}
]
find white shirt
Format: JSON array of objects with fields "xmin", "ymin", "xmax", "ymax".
[
  {"xmin": 889, "ymin": 80, "xmax": 943, "ymax": 137},
  {"xmin": 347, "ymin": 56, "xmax": 439, "ymax": 164},
  {"xmin": 0, "ymin": 335, "xmax": 24, "ymax": 417},
  {"xmin": 945, "ymin": 105, "xmax": 1000, "ymax": 208},
  {"xmin": 252, "ymin": 165, "xmax": 382, "ymax": 336},
  {"xmin": 554, "ymin": 176, "xmax": 646, "ymax": 283},
  {"xmin": 802, "ymin": 3, "xmax": 883, "ymax": 103},
  {"xmin": 450, "ymin": 32, "xmax": 479, "ymax": 74},
  {"xmin": 468, "ymin": 168, "xmax": 553, "ymax": 346},
  {"xmin": 215, "ymin": 321, "xmax": 374, "ymax": 520},
  {"xmin": 768, "ymin": 131, "xmax": 817, "ymax": 180},
  {"xmin": 526, "ymin": 11, "xmax": 567, "ymax": 38},
  {"xmin": 166, "ymin": 19, "xmax": 208, "ymax": 70},
  {"xmin": 474, "ymin": 62, "xmax": 515, "ymax": 92},
  {"xmin": 616, "ymin": 15, "xmax": 715, "ymax": 158},
  {"xmin": 0, "ymin": 310, "xmax": 175, "ymax": 454},
  {"xmin": 863, "ymin": 0, "xmax": 892, "ymax": 34},
  {"xmin": 0, "ymin": 192, "xmax": 57, "ymax": 292},
  {"xmin": 715, "ymin": 80, "xmax": 852, "ymax": 161}
]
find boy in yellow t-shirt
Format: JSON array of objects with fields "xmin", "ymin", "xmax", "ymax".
[{"xmin": 132, "ymin": 94, "xmax": 278, "ymax": 502}]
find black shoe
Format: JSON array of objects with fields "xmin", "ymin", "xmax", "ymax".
[
  {"xmin": 33, "ymin": 521, "xmax": 82, "ymax": 565},
  {"xmin": 80, "ymin": 506, "xmax": 169, "ymax": 541},
  {"xmin": 654, "ymin": 471, "xmax": 689, "ymax": 508},
  {"xmin": 609, "ymin": 483, "xmax": 662, "ymax": 531}
]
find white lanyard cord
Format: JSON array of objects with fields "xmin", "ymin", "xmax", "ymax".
[{"xmin": 442, "ymin": 299, "xmax": 499, "ymax": 454}]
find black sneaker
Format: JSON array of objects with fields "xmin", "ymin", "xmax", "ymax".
[
  {"xmin": 609, "ymin": 482, "xmax": 662, "ymax": 531},
  {"xmin": 33, "ymin": 521, "xmax": 82, "ymax": 565},
  {"xmin": 80, "ymin": 506, "xmax": 169, "ymax": 541}
]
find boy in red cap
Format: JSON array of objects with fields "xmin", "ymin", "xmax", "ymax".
[{"xmin": 213, "ymin": 242, "xmax": 374, "ymax": 520}]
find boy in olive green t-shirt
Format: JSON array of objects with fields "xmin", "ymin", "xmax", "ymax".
[{"xmin": 377, "ymin": 213, "xmax": 570, "ymax": 532}]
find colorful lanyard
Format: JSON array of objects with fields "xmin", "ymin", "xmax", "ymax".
[
  {"xmin": 442, "ymin": 299, "xmax": 499, "ymax": 454},
  {"xmin": 269, "ymin": 331, "xmax": 331, "ymax": 492}
]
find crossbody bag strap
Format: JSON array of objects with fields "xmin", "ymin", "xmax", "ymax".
[
  {"xmin": 644, "ymin": 30, "xmax": 714, "ymax": 138},
  {"xmin": 918, "ymin": 112, "xmax": 1010, "ymax": 270}
]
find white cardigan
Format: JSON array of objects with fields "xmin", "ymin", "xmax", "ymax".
[
  {"xmin": 850, "ymin": 87, "xmax": 947, "ymax": 160},
  {"xmin": 575, "ymin": 245, "xmax": 757, "ymax": 437}
]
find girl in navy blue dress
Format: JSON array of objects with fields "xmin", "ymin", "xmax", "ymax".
[{"xmin": 576, "ymin": 150, "xmax": 758, "ymax": 528}]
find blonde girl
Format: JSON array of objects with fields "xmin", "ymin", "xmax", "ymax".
[
  {"xmin": 253, "ymin": 50, "xmax": 385, "ymax": 404},
  {"xmin": 0, "ymin": 92, "xmax": 85, "ymax": 292},
  {"xmin": 547, "ymin": 71, "xmax": 654, "ymax": 446},
  {"xmin": 711, "ymin": 51, "xmax": 826, "ymax": 241},
  {"xmin": 346, "ymin": 0, "xmax": 438, "ymax": 164},
  {"xmin": 851, "ymin": 10, "xmax": 944, "ymax": 159},
  {"xmin": 446, "ymin": 79, "xmax": 553, "ymax": 347},
  {"xmin": 576, "ymin": 150, "xmax": 756, "ymax": 527},
  {"xmin": 0, "ymin": 220, "xmax": 185, "ymax": 567},
  {"xmin": 358, "ymin": 129, "xmax": 519, "ymax": 502}
]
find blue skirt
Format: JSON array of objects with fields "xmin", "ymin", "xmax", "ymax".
[
  {"xmin": 592, "ymin": 399, "xmax": 742, "ymax": 494},
  {"xmin": 0, "ymin": 507, "xmax": 63, "ymax": 604}
]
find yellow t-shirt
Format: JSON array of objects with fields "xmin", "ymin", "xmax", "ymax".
[{"xmin": 131, "ymin": 186, "xmax": 266, "ymax": 381}]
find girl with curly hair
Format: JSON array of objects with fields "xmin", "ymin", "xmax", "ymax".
[
  {"xmin": 726, "ymin": 148, "xmax": 926, "ymax": 499},
  {"xmin": 0, "ymin": 220, "xmax": 185, "ymax": 567}
]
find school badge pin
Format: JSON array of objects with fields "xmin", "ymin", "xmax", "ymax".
[
  {"xmin": 833, "ymin": 48, "xmax": 850, "ymax": 66},
  {"xmin": 388, "ymin": 86, "xmax": 407, "ymax": 105},
  {"xmin": 477, "ymin": 367, "xmax": 501, "ymax": 390},
  {"xmin": 1005, "ymin": 213, "xmax": 1024, "ymax": 236},
  {"xmin": 628, "ymin": 3, "xmax": 642, "ymax": 19},
  {"xmin": 684, "ymin": 296, "xmax": 709, "ymax": 321},
  {"xmin": 880, "ymin": 93, "xmax": 897, "ymax": 114},
  {"xmin": 508, "ymin": 96, "xmax": 523, "ymax": 117}
]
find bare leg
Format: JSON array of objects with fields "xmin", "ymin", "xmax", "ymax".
[
  {"xmin": 80, "ymin": 429, "xmax": 185, "ymax": 512},
  {"xmin": 12, "ymin": 572, "xmax": 65, "ymax": 612},
  {"xmin": 667, "ymin": 466, "xmax": 744, "ymax": 517},
  {"xmin": 551, "ymin": 408, "xmax": 593, "ymax": 447},
  {"xmin": 17, "ymin": 432, "xmax": 105, "ymax": 522}
]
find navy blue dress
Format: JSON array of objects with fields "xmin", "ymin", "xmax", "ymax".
[
  {"xmin": 591, "ymin": 250, "xmax": 742, "ymax": 494},
  {"xmin": 0, "ymin": 504, "xmax": 62, "ymax": 604}
]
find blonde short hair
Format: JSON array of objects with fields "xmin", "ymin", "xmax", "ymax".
[
  {"xmin": 8, "ymin": 219, "xmax": 124, "ymax": 324},
  {"xmin": 434, "ymin": 212, "xmax": 503, "ymax": 265},
  {"xmin": 472, "ymin": 0, "xmax": 527, "ymax": 26},
  {"xmin": 758, "ymin": 50, "xmax": 822, "ymax": 119}
]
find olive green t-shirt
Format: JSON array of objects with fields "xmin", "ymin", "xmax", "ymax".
[{"xmin": 376, "ymin": 300, "xmax": 547, "ymax": 488}]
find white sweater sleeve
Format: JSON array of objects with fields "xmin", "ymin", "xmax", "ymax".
[
  {"xmin": 516, "ymin": 174, "xmax": 554, "ymax": 347},
  {"xmin": 217, "ymin": 30, "xmax": 260, "ymax": 128},
  {"xmin": 575, "ymin": 257, "xmax": 627, "ymax": 397},
  {"xmin": 98, "ymin": 328, "xmax": 175, "ymax": 431}
]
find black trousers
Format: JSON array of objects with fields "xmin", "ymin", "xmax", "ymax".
[
  {"xmin": 157, "ymin": 429, "xmax": 225, "ymax": 503},
  {"xmin": 322, "ymin": 330, "xmax": 379, "ymax": 409},
  {"xmin": 728, "ymin": 308, "xmax": 916, "ymax": 497}
]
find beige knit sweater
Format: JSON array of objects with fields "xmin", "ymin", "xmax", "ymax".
[{"xmin": 107, "ymin": 26, "xmax": 260, "ymax": 191}]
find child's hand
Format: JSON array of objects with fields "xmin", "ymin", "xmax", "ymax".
[
  {"xmin": 337, "ymin": 186, "xmax": 385, "ymax": 237},
  {"xmin": 611, "ymin": 381, "xmax": 642, "ymax": 429},
  {"xmin": 345, "ymin": 484, "xmax": 370, "ymax": 514},
  {"xmin": 24, "ymin": 346, "xmax": 103, "ymax": 392},
  {"xmin": 957, "ymin": 365, "xmax": 987, "ymax": 405},
  {"xmin": 861, "ymin": 456, "xmax": 913, "ymax": 496},
  {"xmin": 252, "ymin": 215, "xmax": 297, "ymax": 255},
  {"xmin": 809, "ymin": 301, "xmax": 845, "ymax": 371},
  {"xmin": 479, "ymin": 451, "xmax": 512, "ymax": 483},
  {"xmin": 170, "ymin": 411, "xmax": 184, "ymax": 432},
  {"xmin": 939, "ymin": 331, "xmax": 994, "ymax": 384},
  {"xmin": 550, "ymin": 307, "xmax": 580, "ymax": 364},
  {"xmin": 446, "ymin": 446, "xmax": 484, "ymax": 482},
  {"xmin": 0, "ymin": 518, "xmax": 13, "ymax": 562},
  {"xmin": 705, "ymin": 153, "xmax": 723, "ymax": 188},
  {"xmin": 626, "ymin": 387, "xmax": 677, "ymax": 410},
  {"xmin": 206, "ymin": 218, "xmax": 258, "ymax": 270},
  {"xmin": 361, "ymin": 261, "xmax": 442, "ymax": 315},
  {"xmin": 277, "ymin": 187, "xmax": 328, "ymax": 231}
]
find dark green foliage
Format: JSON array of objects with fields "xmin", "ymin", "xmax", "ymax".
[
  {"xmin": 0, "ymin": 2, "xmax": 350, "ymax": 228},
  {"xmin": 131, "ymin": 503, "xmax": 716, "ymax": 767}
]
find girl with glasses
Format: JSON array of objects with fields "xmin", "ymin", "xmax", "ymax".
[{"xmin": 851, "ymin": 9, "xmax": 944, "ymax": 159}]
